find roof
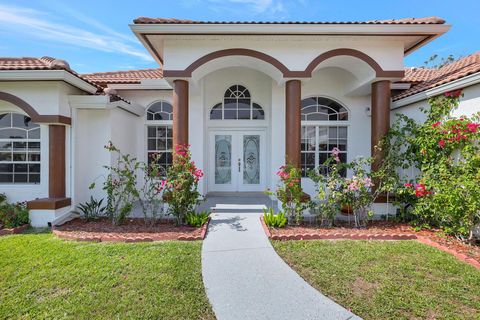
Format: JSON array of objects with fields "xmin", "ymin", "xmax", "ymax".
[
  {"xmin": 133, "ymin": 16, "xmax": 445, "ymax": 25},
  {"xmin": 81, "ymin": 68, "xmax": 163, "ymax": 87},
  {"xmin": 0, "ymin": 56, "xmax": 101, "ymax": 91},
  {"xmin": 394, "ymin": 52, "xmax": 480, "ymax": 101}
]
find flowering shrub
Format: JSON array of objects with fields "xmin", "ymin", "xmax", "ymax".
[
  {"xmin": 309, "ymin": 149, "xmax": 376, "ymax": 227},
  {"xmin": 90, "ymin": 142, "xmax": 167, "ymax": 226},
  {"xmin": 384, "ymin": 90, "xmax": 480, "ymax": 239},
  {"xmin": 164, "ymin": 144, "xmax": 203, "ymax": 224},
  {"xmin": 0, "ymin": 194, "xmax": 29, "ymax": 228},
  {"xmin": 267, "ymin": 164, "xmax": 306, "ymax": 225}
]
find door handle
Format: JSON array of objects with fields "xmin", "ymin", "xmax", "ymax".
[{"xmin": 238, "ymin": 158, "xmax": 241, "ymax": 172}]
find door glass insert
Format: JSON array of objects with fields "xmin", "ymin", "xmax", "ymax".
[
  {"xmin": 215, "ymin": 135, "xmax": 232, "ymax": 184},
  {"xmin": 243, "ymin": 135, "xmax": 260, "ymax": 184}
]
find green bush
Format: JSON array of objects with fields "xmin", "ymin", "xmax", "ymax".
[
  {"xmin": 77, "ymin": 196, "xmax": 106, "ymax": 221},
  {"xmin": 263, "ymin": 207, "xmax": 287, "ymax": 228},
  {"xmin": 184, "ymin": 211, "xmax": 209, "ymax": 227},
  {"xmin": 0, "ymin": 194, "xmax": 29, "ymax": 228}
]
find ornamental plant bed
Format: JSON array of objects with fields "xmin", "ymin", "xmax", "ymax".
[
  {"xmin": 0, "ymin": 224, "xmax": 29, "ymax": 236},
  {"xmin": 262, "ymin": 218, "xmax": 480, "ymax": 268},
  {"xmin": 53, "ymin": 217, "xmax": 209, "ymax": 242}
]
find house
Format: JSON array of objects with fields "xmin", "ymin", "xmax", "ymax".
[{"xmin": 0, "ymin": 16, "xmax": 477, "ymax": 227}]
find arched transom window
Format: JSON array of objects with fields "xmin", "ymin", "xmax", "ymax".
[
  {"xmin": 146, "ymin": 101, "xmax": 173, "ymax": 174},
  {"xmin": 301, "ymin": 97, "xmax": 348, "ymax": 177},
  {"xmin": 0, "ymin": 113, "xmax": 41, "ymax": 183},
  {"xmin": 210, "ymin": 85, "xmax": 265, "ymax": 120}
]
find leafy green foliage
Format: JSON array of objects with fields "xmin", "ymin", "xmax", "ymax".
[
  {"xmin": 164, "ymin": 144, "xmax": 203, "ymax": 225},
  {"xmin": 309, "ymin": 152, "xmax": 376, "ymax": 227},
  {"xmin": 184, "ymin": 211, "xmax": 210, "ymax": 227},
  {"xmin": 90, "ymin": 142, "xmax": 168, "ymax": 226},
  {"xmin": 383, "ymin": 91, "xmax": 480, "ymax": 239},
  {"xmin": 267, "ymin": 164, "xmax": 306, "ymax": 225},
  {"xmin": 263, "ymin": 207, "xmax": 287, "ymax": 228},
  {"xmin": 77, "ymin": 196, "xmax": 106, "ymax": 221},
  {"xmin": 0, "ymin": 194, "xmax": 29, "ymax": 228}
]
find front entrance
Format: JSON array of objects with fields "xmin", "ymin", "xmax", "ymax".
[{"xmin": 208, "ymin": 129, "xmax": 266, "ymax": 192}]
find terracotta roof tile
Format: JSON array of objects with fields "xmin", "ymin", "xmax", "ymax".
[
  {"xmin": 81, "ymin": 68, "xmax": 163, "ymax": 86},
  {"xmin": 133, "ymin": 16, "xmax": 445, "ymax": 25},
  {"xmin": 0, "ymin": 56, "xmax": 101, "ymax": 91},
  {"xmin": 394, "ymin": 52, "xmax": 480, "ymax": 101}
]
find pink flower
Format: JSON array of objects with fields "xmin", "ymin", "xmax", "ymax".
[
  {"xmin": 467, "ymin": 122, "xmax": 480, "ymax": 133},
  {"xmin": 438, "ymin": 139, "xmax": 446, "ymax": 148},
  {"xmin": 444, "ymin": 89, "xmax": 462, "ymax": 98},
  {"xmin": 414, "ymin": 184, "xmax": 431, "ymax": 197},
  {"xmin": 432, "ymin": 121, "xmax": 441, "ymax": 128},
  {"xmin": 331, "ymin": 147, "xmax": 340, "ymax": 157},
  {"xmin": 404, "ymin": 183, "xmax": 413, "ymax": 188}
]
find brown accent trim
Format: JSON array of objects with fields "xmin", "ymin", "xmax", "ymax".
[
  {"xmin": 173, "ymin": 80, "xmax": 189, "ymax": 147},
  {"xmin": 0, "ymin": 91, "xmax": 71, "ymax": 125},
  {"xmin": 163, "ymin": 48, "xmax": 295, "ymax": 78},
  {"xmin": 27, "ymin": 197, "xmax": 71, "ymax": 210},
  {"xmin": 162, "ymin": 48, "xmax": 404, "ymax": 79},
  {"xmin": 285, "ymin": 80, "xmax": 301, "ymax": 167},
  {"xmin": 49, "ymin": 125, "xmax": 66, "ymax": 198},
  {"xmin": 305, "ymin": 48, "xmax": 405, "ymax": 78},
  {"xmin": 140, "ymin": 34, "xmax": 164, "ymax": 65},
  {"xmin": 371, "ymin": 80, "xmax": 391, "ymax": 173}
]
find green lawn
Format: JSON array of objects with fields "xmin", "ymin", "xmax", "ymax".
[
  {"xmin": 273, "ymin": 240, "xmax": 480, "ymax": 320},
  {"xmin": 0, "ymin": 233, "xmax": 214, "ymax": 320}
]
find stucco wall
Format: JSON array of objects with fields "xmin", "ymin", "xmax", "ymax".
[
  {"xmin": 163, "ymin": 36, "xmax": 405, "ymax": 72},
  {"xmin": 301, "ymin": 67, "xmax": 371, "ymax": 197}
]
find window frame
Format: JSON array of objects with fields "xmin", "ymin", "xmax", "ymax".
[
  {"xmin": 145, "ymin": 100, "xmax": 173, "ymax": 175},
  {"xmin": 0, "ymin": 112, "xmax": 41, "ymax": 184},
  {"xmin": 209, "ymin": 84, "xmax": 266, "ymax": 121},
  {"xmin": 300, "ymin": 96, "xmax": 350, "ymax": 177}
]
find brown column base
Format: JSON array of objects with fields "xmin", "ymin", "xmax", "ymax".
[{"xmin": 27, "ymin": 197, "xmax": 71, "ymax": 210}]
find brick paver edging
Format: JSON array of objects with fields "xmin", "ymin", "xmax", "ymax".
[
  {"xmin": 53, "ymin": 217, "xmax": 211, "ymax": 243},
  {"xmin": 260, "ymin": 217, "xmax": 480, "ymax": 270},
  {"xmin": 0, "ymin": 224, "xmax": 29, "ymax": 236}
]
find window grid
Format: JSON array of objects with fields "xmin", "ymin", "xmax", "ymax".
[
  {"xmin": 210, "ymin": 85, "xmax": 265, "ymax": 120},
  {"xmin": 0, "ymin": 113, "xmax": 41, "ymax": 184},
  {"xmin": 300, "ymin": 96, "xmax": 348, "ymax": 178},
  {"xmin": 147, "ymin": 125, "xmax": 172, "ymax": 175},
  {"xmin": 147, "ymin": 101, "xmax": 173, "ymax": 121}
]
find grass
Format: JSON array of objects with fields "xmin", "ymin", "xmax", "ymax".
[
  {"xmin": 273, "ymin": 240, "xmax": 480, "ymax": 320},
  {"xmin": 0, "ymin": 234, "xmax": 214, "ymax": 320}
]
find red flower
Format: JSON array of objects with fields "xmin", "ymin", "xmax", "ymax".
[
  {"xmin": 444, "ymin": 89, "xmax": 462, "ymax": 98},
  {"xmin": 432, "ymin": 121, "xmax": 441, "ymax": 128},
  {"xmin": 467, "ymin": 122, "xmax": 480, "ymax": 133},
  {"xmin": 414, "ymin": 184, "xmax": 431, "ymax": 197},
  {"xmin": 404, "ymin": 183, "xmax": 413, "ymax": 188},
  {"xmin": 438, "ymin": 139, "xmax": 446, "ymax": 148}
]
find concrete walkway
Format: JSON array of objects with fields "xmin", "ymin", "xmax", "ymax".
[{"xmin": 202, "ymin": 196, "xmax": 361, "ymax": 320}]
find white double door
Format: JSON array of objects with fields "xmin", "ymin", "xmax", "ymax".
[{"xmin": 208, "ymin": 129, "xmax": 266, "ymax": 192}]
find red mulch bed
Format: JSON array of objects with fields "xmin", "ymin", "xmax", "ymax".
[
  {"xmin": 265, "ymin": 219, "xmax": 480, "ymax": 267},
  {"xmin": 53, "ymin": 218, "xmax": 208, "ymax": 242},
  {"xmin": 0, "ymin": 224, "xmax": 29, "ymax": 236}
]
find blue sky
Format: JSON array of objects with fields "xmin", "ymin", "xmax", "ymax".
[{"xmin": 0, "ymin": 0, "xmax": 478, "ymax": 74}]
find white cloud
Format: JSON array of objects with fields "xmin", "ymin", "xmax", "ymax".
[{"xmin": 0, "ymin": 4, "xmax": 153, "ymax": 62}]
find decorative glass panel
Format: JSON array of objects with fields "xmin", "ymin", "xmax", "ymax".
[
  {"xmin": 215, "ymin": 135, "xmax": 232, "ymax": 184},
  {"xmin": 243, "ymin": 135, "xmax": 260, "ymax": 184}
]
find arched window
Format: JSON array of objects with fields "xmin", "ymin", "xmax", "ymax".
[
  {"xmin": 210, "ymin": 85, "xmax": 265, "ymax": 120},
  {"xmin": 301, "ymin": 97, "xmax": 348, "ymax": 177},
  {"xmin": 0, "ymin": 113, "xmax": 40, "ymax": 183},
  {"xmin": 146, "ymin": 101, "xmax": 173, "ymax": 174}
]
